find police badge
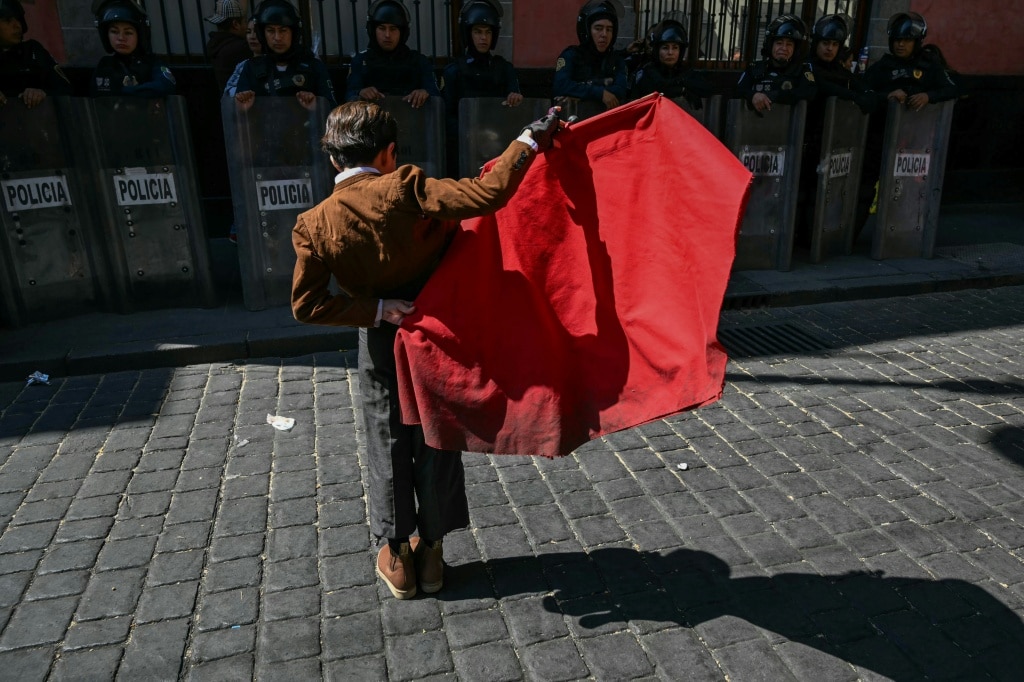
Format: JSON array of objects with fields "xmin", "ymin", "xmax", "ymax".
[
  {"xmin": 293, "ymin": 74, "xmax": 306, "ymax": 87},
  {"xmin": 782, "ymin": 81, "xmax": 793, "ymax": 90},
  {"xmin": 913, "ymin": 69, "xmax": 923, "ymax": 79},
  {"xmin": 556, "ymin": 58, "xmax": 566, "ymax": 71}
]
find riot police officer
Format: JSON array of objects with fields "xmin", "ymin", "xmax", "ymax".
[
  {"xmin": 553, "ymin": 0, "xmax": 628, "ymax": 113},
  {"xmin": 629, "ymin": 16, "xmax": 712, "ymax": 108},
  {"xmin": 345, "ymin": 0, "xmax": 440, "ymax": 108},
  {"xmin": 91, "ymin": 0, "xmax": 175, "ymax": 97},
  {"xmin": 736, "ymin": 14, "xmax": 816, "ymax": 113},
  {"xmin": 234, "ymin": 0, "xmax": 336, "ymax": 110},
  {"xmin": 863, "ymin": 12, "xmax": 960, "ymax": 113},
  {"xmin": 442, "ymin": 0, "xmax": 522, "ymax": 110},
  {"xmin": 0, "ymin": 0, "xmax": 70, "ymax": 108}
]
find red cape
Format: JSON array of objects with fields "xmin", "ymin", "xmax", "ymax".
[{"xmin": 394, "ymin": 95, "xmax": 751, "ymax": 457}]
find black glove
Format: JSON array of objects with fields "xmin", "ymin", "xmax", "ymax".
[
  {"xmin": 522, "ymin": 108, "xmax": 561, "ymax": 150},
  {"xmin": 684, "ymin": 92, "xmax": 703, "ymax": 111}
]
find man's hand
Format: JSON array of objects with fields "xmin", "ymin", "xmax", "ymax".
[
  {"xmin": 382, "ymin": 299, "xmax": 416, "ymax": 326},
  {"xmin": 601, "ymin": 89, "xmax": 619, "ymax": 110},
  {"xmin": 19, "ymin": 88, "xmax": 46, "ymax": 109},
  {"xmin": 359, "ymin": 86, "xmax": 385, "ymax": 101},
  {"xmin": 521, "ymin": 106, "xmax": 561, "ymax": 150},
  {"xmin": 296, "ymin": 91, "xmax": 316, "ymax": 110},
  {"xmin": 752, "ymin": 92, "xmax": 772, "ymax": 113},
  {"xmin": 235, "ymin": 90, "xmax": 256, "ymax": 111},
  {"xmin": 887, "ymin": 88, "xmax": 908, "ymax": 104},
  {"xmin": 0, "ymin": 92, "xmax": 7, "ymax": 107},
  {"xmin": 503, "ymin": 92, "xmax": 523, "ymax": 107},
  {"xmin": 404, "ymin": 89, "xmax": 429, "ymax": 108},
  {"xmin": 907, "ymin": 92, "xmax": 929, "ymax": 111}
]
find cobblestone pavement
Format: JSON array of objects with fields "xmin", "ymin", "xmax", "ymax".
[{"xmin": 2, "ymin": 287, "xmax": 1024, "ymax": 681}]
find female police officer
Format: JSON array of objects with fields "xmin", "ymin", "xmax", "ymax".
[{"xmin": 91, "ymin": 0, "xmax": 175, "ymax": 97}]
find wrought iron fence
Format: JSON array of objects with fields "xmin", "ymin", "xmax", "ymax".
[
  {"xmin": 141, "ymin": 0, "xmax": 457, "ymax": 63},
  {"xmin": 635, "ymin": 0, "xmax": 865, "ymax": 67}
]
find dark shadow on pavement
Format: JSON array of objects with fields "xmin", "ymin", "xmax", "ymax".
[
  {"xmin": 440, "ymin": 547, "xmax": 1024, "ymax": 681},
  {"xmin": 991, "ymin": 425, "xmax": 1024, "ymax": 469},
  {"xmin": 726, "ymin": 372, "xmax": 1024, "ymax": 398}
]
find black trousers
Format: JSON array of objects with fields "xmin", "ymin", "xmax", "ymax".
[{"xmin": 358, "ymin": 324, "xmax": 469, "ymax": 541}]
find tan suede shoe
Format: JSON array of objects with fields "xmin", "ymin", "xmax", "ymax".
[
  {"xmin": 376, "ymin": 542, "xmax": 416, "ymax": 599},
  {"xmin": 411, "ymin": 537, "xmax": 444, "ymax": 594}
]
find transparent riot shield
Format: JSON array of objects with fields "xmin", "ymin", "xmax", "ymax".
[
  {"xmin": 222, "ymin": 96, "xmax": 333, "ymax": 311},
  {"xmin": 809, "ymin": 97, "xmax": 870, "ymax": 263},
  {"xmin": 79, "ymin": 96, "xmax": 216, "ymax": 312},
  {"xmin": 872, "ymin": 100, "xmax": 955, "ymax": 260},
  {"xmin": 381, "ymin": 96, "xmax": 446, "ymax": 179},
  {"xmin": 0, "ymin": 96, "xmax": 109, "ymax": 327},
  {"xmin": 554, "ymin": 97, "xmax": 606, "ymax": 123},
  {"xmin": 457, "ymin": 97, "xmax": 550, "ymax": 178},
  {"xmin": 725, "ymin": 99, "xmax": 807, "ymax": 271},
  {"xmin": 670, "ymin": 95, "xmax": 723, "ymax": 140}
]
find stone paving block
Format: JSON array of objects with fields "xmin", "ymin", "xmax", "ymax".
[
  {"xmin": 267, "ymin": 526, "xmax": 317, "ymax": 561},
  {"xmin": 51, "ymin": 646, "xmax": 124, "ymax": 681},
  {"xmin": 167, "ymin": 489, "xmax": 219, "ymax": 525},
  {"xmin": 627, "ymin": 520, "xmax": 685, "ymax": 552},
  {"xmin": 836, "ymin": 528, "xmax": 899, "ymax": 559},
  {"xmin": 320, "ymin": 525, "xmax": 371, "ymax": 557},
  {"xmin": 213, "ymin": 497, "xmax": 268, "ymax": 538},
  {"xmin": 156, "ymin": 521, "xmax": 212, "ymax": 553},
  {"xmin": 318, "ymin": 499, "xmax": 366, "ymax": 528},
  {"xmin": 384, "ymin": 631, "xmax": 453, "ymax": 681},
  {"xmin": 571, "ymin": 515, "xmax": 627, "ymax": 548},
  {"xmin": 62, "ymin": 615, "xmax": 132, "ymax": 651},
  {"xmin": 608, "ymin": 496, "xmax": 661, "ymax": 526},
  {"xmin": 518, "ymin": 505, "xmax": 573, "ymax": 545},
  {"xmin": 520, "ymin": 637, "xmax": 588, "ymax": 682},
  {"xmin": 190, "ymin": 625, "xmax": 257, "ymax": 664},
  {"xmin": 94, "ymin": 535, "xmax": 157, "ymax": 571},
  {"xmin": 451, "ymin": 641, "xmax": 521, "ymax": 682},
  {"xmin": 0, "ymin": 645, "xmax": 54, "ymax": 681},
  {"xmin": 0, "ymin": 550, "xmax": 41, "ymax": 575},
  {"xmin": 174, "ymin": 468, "xmax": 221, "ymax": 493},
  {"xmin": 576, "ymin": 631, "xmax": 653, "ymax": 679},
  {"xmin": 560, "ymin": 593, "xmax": 627, "ymax": 639},
  {"xmin": 322, "ymin": 585, "xmax": 377, "ymax": 618},
  {"xmin": 322, "ymin": 655, "xmax": 385, "ymax": 682},
  {"xmin": 0, "ymin": 595, "xmax": 76, "ymax": 649},
  {"xmin": 22, "ymin": 569, "xmax": 88, "ymax": 601},
  {"xmin": 265, "ymin": 557, "xmax": 319, "ymax": 592},
  {"xmin": 108, "ymin": 516, "xmax": 163, "ymax": 540},
  {"xmin": 9, "ymin": 497, "xmax": 73, "ymax": 526},
  {"xmin": 118, "ymin": 491, "xmax": 171, "ymax": 519},
  {"xmin": 263, "ymin": 586, "xmax": 319, "ymax": 621},
  {"xmin": 75, "ymin": 567, "xmax": 145, "ymax": 621},
  {"xmin": 197, "ymin": 588, "xmax": 260, "ymax": 631},
  {"xmin": 136, "ymin": 580, "xmax": 199, "ymax": 623},
  {"xmin": 443, "ymin": 608, "xmax": 508, "ymax": 650},
  {"xmin": 23, "ymin": 480, "xmax": 79, "ymax": 504},
  {"xmin": 503, "ymin": 595, "xmax": 569, "ymax": 646},
  {"xmin": 0, "ymin": 573, "xmax": 29, "ymax": 609},
  {"xmin": 119, "ymin": 617, "xmax": 189, "ymax": 680},
  {"xmin": 258, "ymin": 617, "xmax": 321, "ymax": 663},
  {"xmin": 466, "ymin": 482, "xmax": 509, "ymax": 507},
  {"xmin": 504, "ymin": 480, "xmax": 555, "ymax": 507},
  {"xmin": 697, "ymin": 488, "xmax": 755, "ymax": 518},
  {"xmin": 490, "ymin": 557, "xmax": 549, "ymax": 598},
  {"xmin": 257, "ymin": 657, "xmax": 321, "ymax": 682},
  {"xmin": 37, "ymin": 539, "xmax": 103, "ymax": 574},
  {"xmin": 594, "ymin": 477, "xmax": 646, "ymax": 502},
  {"xmin": 800, "ymin": 494, "xmax": 871, "ymax": 534},
  {"xmin": 0, "ymin": 520, "xmax": 58, "ymax": 552},
  {"xmin": 321, "ymin": 612, "xmax": 383, "ymax": 660},
  {"xmin": 269, "ymin": 471, "xmax": 316, "ymax": 502},
  {"xmin": 320, "ymin": 554, "xmax": 375, "ymax": 591},
  {"xmin": 381, "ymin": 598, "xmax": 442, "ymax": 636},
  {"xmin": 475, "ymin": 524, "xmax": 532, "ymax": 561},
  {"xmin": 469, "ymin": 504, "xmax": 518, "ymax": 529}
]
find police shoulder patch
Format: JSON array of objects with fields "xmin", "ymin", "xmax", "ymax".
[
  {"xmin": 555, "ymin": 57, "xmax": 566, "ymax": 71},
  {"xmin": 293, "ymin": 74, "xmax": 306, "ymax": 87},
  {"xmin": 161, "ymin": 66, "xmax": 176, "ymax": 84},
  {"xmin": 782, "ymin": 81, "xmax": 793, "ymax": 90},
  {"xmin": 913, "ymin": 69, "xmax": 923, "ymax": 79},
  {"xmin": 804, "ymin": 71, "xmax": 815, "ymax": 81}
]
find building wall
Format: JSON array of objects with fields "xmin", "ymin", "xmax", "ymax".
[
  {"xmin": 911, "ymin": 0, "xmax": 1024, "ymax": 76},
  {"xmin": 512, "ymin": 0, "xmax": 636, "ymax": 69},
  {"xmin": 20, "ymin": 0, "xmax": 66, "ymax": 63}
]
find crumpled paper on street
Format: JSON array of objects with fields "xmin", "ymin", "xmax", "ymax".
[
  {"xmin": 26, "ymin": 371, "xmax": 50, "ymax": 386},
  {"xmin": 266, "ymin": 414, "xmax": 295, "ymax": 431}
]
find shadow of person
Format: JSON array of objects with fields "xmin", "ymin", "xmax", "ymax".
[
  {"xmin": 991, "ymin": 425, "xmax": 1024, "ymax": 469},
  {"xmin": 440, "ymin": 547, "xmax": 1024, "ymax": 681}
]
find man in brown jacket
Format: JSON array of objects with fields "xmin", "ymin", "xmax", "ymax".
[{"xmin": 291, "ymin": 101, "xmax": 559, "ymax": 599}]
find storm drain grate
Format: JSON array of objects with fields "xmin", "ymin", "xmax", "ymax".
[{"xmin": 717, "ymin": 323, "xmax": 831, "ymax": 358}]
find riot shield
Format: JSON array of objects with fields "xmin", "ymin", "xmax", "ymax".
[
  {"xmin": 670, "ymin": 95, "xmax": 723, "ymax": 140},
  {"xmin": 221, "ymin": 95, "xmax": 333, "ymax": 311},
  {"xmin": 457, "ymin": 97, "xmax": 550, "ymax": 178},
  {"xmin": 380, "ymin": 96, "xmax": 446, "ymax": 179},
  {"xmin": 79, "ymin": 96, "xmax": 216, "ymax": 312},
  {"xmin": 553, "ymin": 97, "xmax": 606, "ymax": 123},
  {"xmin": 0, "ymin": 96, "xmax": 109, "ymax": 327},
  {"xmin": 725, "ymin": 99, "xmax": 807, "ymax": 270},
  {"xmin": 872, "ymin": 100, "xmax": 955, "ymax": 260},
  {"xmin": 808, "ymin": 97, "xmax": 869, "ymax": 263}
]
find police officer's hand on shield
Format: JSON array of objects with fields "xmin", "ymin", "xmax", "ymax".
[
  {"xmin": 502, "ymin": 92, "xmax": 523, "ymax": 107},
  {"xmin": 403, "ymin": 88, "xmax": 430, "ymax": 108},
  {"xmin": 235, "ymin": 89, "xmax": 256, "ymax": 111},
  {"xmin": 19, "ymin": 87, "xmax": 46, "ymax": 108}
]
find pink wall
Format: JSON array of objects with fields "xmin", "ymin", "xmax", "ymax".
[
  {"xmin": 514, "ymin": 0, "xmax": 581, "ymax": 68},
  {"xmin": 911, "ymin": 0, "xmax": 1024, "ymax": 75},
  {"xmin": 20, "ymin": 0, "xmax": 66, "ymax": 63}
]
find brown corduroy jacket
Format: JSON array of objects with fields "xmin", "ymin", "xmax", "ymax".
[{"xmin": 291, "ymin": 139, "xmax": 536, "ymax": 328}]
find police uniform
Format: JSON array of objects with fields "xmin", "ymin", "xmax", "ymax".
[
  {"xmin": 345, "ymin": 45, "xmax": 439, "ymax": 102},
  {"xmin": 553, "ymin": 44, "xmax": 628, "ymax": 104},
  {"xmin": 736, "ymin": 58, "xmax": 817, "ymax": 107},
  {"xmin": 91, "ymin": 52, "xmax": 176, "ymax": 97},
  {"xmin": 630, "ymin": 60, "xmax": 713, "ymax": 108},
  {"xmin": 0, "ymin": 39, "xmax": 70, "ymax": 98},
  {"xmin": 236, "ymin": 51, "xmax": 336, "ymax": 105},
  {"xmin": 863, "ymin": 51, "xmax": 960, "ymax": 112}
]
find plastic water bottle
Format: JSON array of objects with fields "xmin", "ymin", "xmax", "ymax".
[{"xmin": 858, "ymin": 47, "xmax": 869, "ymax": 74}]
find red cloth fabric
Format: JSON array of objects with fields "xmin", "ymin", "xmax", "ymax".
[{"xmin": 394, "ymin": 94, "xmax": 752, "ymax": 457}]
